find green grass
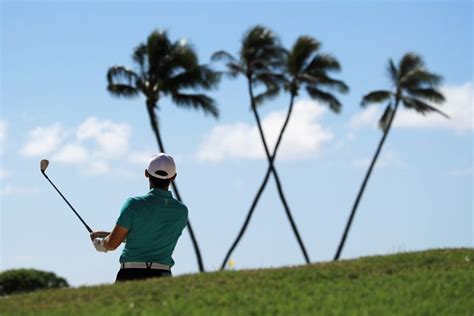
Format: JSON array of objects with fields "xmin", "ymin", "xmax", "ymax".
[{"xmin": 1, "ymin": 248, "xmax": 472, "ymax": 315}]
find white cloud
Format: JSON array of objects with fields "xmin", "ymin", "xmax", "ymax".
[
  {"xmin": 448, "ymin": 167, "xmax": 472, "ymax": 176},
  {"xmin": 353, "ymin": 149, "xmax": 402, "ymax": 169},
  {"xmin": 395, "ymin": 83, "xmax": 473, "ymax": 132},
  {"xmin": 77, "ymin": 117, "xmax": 131, "ymax": 154},
  {"xmin": 0, "ymin": 120, "xmax": 7, "ymax": 153},
  {"xmin": 198, "ymin": 123, "xmax": 260, "ymax": 162},
  {"xmin": 20, "ymin": 117, "xmax": 132, "ymax": 176},
  {"xmin": 82, "ymin": 161, "xmax": 110, "ymax": 176},
  {"xmin": 0, "ymin": 168, "xmax": 10, "ymax": 179},
  {"xmin": 20, "ymin": 123, "xmax": 66, "ymax": 157},
  {"xmin": 349, "ymin": 82, "xmax": 473, "ymax": 132},
  {"xmin": 350, "ymin": 106, "xmax": 380, "ymax": 130},
  {"xmin": 197, "ymin": 100, "xmax": 334, "ymax": 162},
  {"xmin": 129, "ymin": 151, "xmax": 154, "ymax": 165},
  {"xmin": 0, "ymin": 184, "xmax": 39, "ymax": 196},
  {"xmin": 53, "ymin": 143, "xmax": 88, "ymax": 164},
  {"xmin": 128, "ymin": 151, "xmax": 185, "ymax": 170}
]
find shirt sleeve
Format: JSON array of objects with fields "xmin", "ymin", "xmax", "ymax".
[
  {"xmin": 180, "ymin": 206, "xmax": 189, "ymax": 231},
  {"xmin": 116, "ymin": 198, "xmax": 135, "ymax": 229}
]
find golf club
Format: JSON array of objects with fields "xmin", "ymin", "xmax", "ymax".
[{"xmin": 40, "ymin": 159, "xmax": 93, "ymax": 233}]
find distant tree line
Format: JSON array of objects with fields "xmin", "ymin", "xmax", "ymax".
[
  {"xmin": 106, "ymin": 25, "xmax": 447, "ymax": 272},
  {"xmin": 0, "ymin": 269, "xmax": 69, "ymax": 296}
]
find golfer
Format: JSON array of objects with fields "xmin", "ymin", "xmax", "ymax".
[{"xmin": 90, "ymin": 153, "xmax": 188, "ymax": 282}]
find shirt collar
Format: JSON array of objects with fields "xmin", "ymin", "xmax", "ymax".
[{"xmin": 149, "ymin": 188, "xmax": 173, "ymax": 197}]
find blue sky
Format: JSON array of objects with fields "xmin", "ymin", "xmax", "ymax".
[{"xmin": 1, "ymin": 1, "xmax": 472, "ymax": 286}]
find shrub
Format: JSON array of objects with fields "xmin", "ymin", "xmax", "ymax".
[{"xmin": 0, "ymin": 269, "xmax": 69, "ymax": 296}]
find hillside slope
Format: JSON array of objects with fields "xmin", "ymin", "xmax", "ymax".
[{"xmin": 0, "ymin": 248, "xmax": 472, "ymax": 315}]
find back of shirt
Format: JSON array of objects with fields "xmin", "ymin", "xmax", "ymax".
[{"xmin": 116, "ymin": 188, "xmax": 188, "ymax": 266}]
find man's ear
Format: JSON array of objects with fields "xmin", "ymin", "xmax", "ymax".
[
  {"xmin": 171, "ymin": 174, "xmax": 177, "ymax": 181},
  {"xmin": 145, "ymin": 170, "xmax": 149, "ymax": 178}
]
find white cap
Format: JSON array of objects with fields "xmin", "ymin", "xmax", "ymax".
[{"xmin": 147, "ymin": 154, "xmax": 176, "ymax": 179}]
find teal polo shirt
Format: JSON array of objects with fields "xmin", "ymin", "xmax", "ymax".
[{"xmin": 116, "ymin": 188, "xmax": 188, "ymax": 266}]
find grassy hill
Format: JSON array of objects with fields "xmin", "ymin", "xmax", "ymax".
[{"xmin": 0, "ymin": 248, "xmax": 472, "ymax": 315}]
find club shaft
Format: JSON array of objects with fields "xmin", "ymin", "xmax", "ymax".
[{"xmin": 42, "ymin": 172, "xmax": 93, "ymax": 233}]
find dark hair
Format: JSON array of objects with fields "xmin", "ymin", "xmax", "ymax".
[{"xmin": 149, "ymin": 175, "xmax": 172, "ymax": 189}]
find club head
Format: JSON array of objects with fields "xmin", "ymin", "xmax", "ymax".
[{"xmin": 40, "ymin": 159, "xmax": 49, "ymax": 173}]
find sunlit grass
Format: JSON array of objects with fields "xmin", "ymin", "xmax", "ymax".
[{"xmin": 0, "ymin": 248, "xmax": 472, "ymax": 315}]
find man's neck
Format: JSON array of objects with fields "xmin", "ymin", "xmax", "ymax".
[{"xmin": 150, "ymin": 185, "xmax": 170, "ymax": 191}]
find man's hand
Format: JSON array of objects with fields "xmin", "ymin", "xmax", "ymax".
[
  {"xmin": 90, "ymin": 231, "xmax": 110, "ymax": 241},
  {"xmin": 89, "ymin": 225, "xmax": 129, "ymax": 252},
  {"xmin": 92, "ymin": 238, "xmax": 108, "ymax": 253}
]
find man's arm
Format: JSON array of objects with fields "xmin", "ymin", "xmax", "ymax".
[
  {"xmin": 91, "ymin": 197, "xmax": 134, "ymax": 252},
  {"xmin": 103, "ymin": 225, "xmax": 129, "ymax": 251},
  {"xmin": 90, "ymin": 225, "xmax": 128, "ymax": 251}
]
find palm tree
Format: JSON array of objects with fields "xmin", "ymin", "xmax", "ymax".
[
  {"xmin": 334, "ymin": 52, "xmax": 448, "ymax": 261},
  {"xmin": 106, "ymin": 30, "xmax": 221, "ymax": 272},
  {"xmin": 213, "ymin": 26, "xmax": 314, "ymax": 269}
]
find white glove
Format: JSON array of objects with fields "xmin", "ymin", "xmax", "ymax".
[{"xmin": 93, "ymin": 238, "xmax": 108, "ymax": 253}]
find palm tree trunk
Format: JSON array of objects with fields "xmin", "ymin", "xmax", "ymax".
[
  {"xmin": 220, "ymin": 166, "xmax": 272, "ymax": 270},
  {"xmin": 223, "ymin": 78, "xmax": 310, "ymax": 267},
  {"xmin": 220, "ymin": 93, "xmax": 300, "ymax": 269},
  {"xmin": 250, "ymin": 91, "xmax": 310, "ymax": 265},
  {"xmin": 333, "ymin": 99, "xmax": 401, "ymax": 261},
  {"xmin": 146, "ymin": 100, "xmax": 205, "ymax": 272}
]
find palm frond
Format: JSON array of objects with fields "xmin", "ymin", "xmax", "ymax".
[
  {"xmin": 107, "ymin": 84, "xmax": 139, "ymax": 98},
  {"xmin": 287, "ymin": 36, "xmax": 320, "ymax": 76},
  {"xmin": 132, "ymin": 43, "xmax": 148, "ymax": 67},
  {"xmin": 378, "ymin": 103, "xmax": 394, "ymax": 132},
  {"xmin": 167, "ymin": 42, "xmax": 198, "ymax": 71},
  {"xmin": 132, "ymin": 44, "xmax": 148, "ymax": 80},
  {"xmin": 171, "ymin": 93, "xmax": 219, "ymax": 118},
  {"xmin": 406, "ymin": 88, "xmax": 445, "ymax": 104},
  {"xmin": 250, "ymin": 48, "xmax": 285, "ymax": 72},
  {"xmin": 304, "ymin": 54, "xmax": 341, "ymax": 75},
  {"xmin": 252, "ymin": 71, "xmax": 284, "ymax": 105},
  {"xmin": 224, "ymin": 62, "xmax": 245, "ymax": 78},
  {"xmin": 146, "ymin": 30, "xmax": 173, "ymax": 74},
  {"xmin": 253, "ymin": 72, "xmax": 286, "ymax": 87},
  {"xmin": 240, "ymin": 25, "xmax": 283, "ymax": 71},
  {"xmin": 400, "ymin": 69, "xmax": 442, "ymax": 89},
  {"xmin": 106, "ymin": 66, "xmax": 140, "ymax": 98},
  {"xmin": 211, "ymin": 50, "xmax": 245, "ymax": 78},
  {"xmin": 254, "ymin": 84, "xmax": 280, "ymax": 106},
  {"xmin": 241, "ymin": 25, "xmax": 276, "ymax": 57},
  {"xmin": 398, "ymin": 53, "xmax": 424, "ymax": 80},
  {"xmin": 306, "ymin": 86, "xmax": 342, "ymax": 113},
  {"xmin": 164, "ymin": 65, "xmax": 220, "ymax": 92},
  {"xmin": 107, "ymin": 66, "xmax": 138, "ymax": 84},
  {"xmin": 402, "ymin": 97, "xmax": 450, "ymax": 118},
  {"xmin": 250, "ymin": 58, "xmax": 273, "ymax": 72},
  {"xmin": 301, "ymin": 74, "xmax": 349, "ymax": 94},
  {"xmin": 360, "ymin": 90, "xmax": 393, "ymax": 107},
  {"xmin": 387, "ymin": 59, "xmax": 398, "ymax": 85},
  {"xmin": 211, "ymin": 50, "xmax": 239, "ymax": 63}
]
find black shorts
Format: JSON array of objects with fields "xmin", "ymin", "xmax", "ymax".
[{"xmin": 115, "ymin": 268, "xmax": 172, "ymax": 282}]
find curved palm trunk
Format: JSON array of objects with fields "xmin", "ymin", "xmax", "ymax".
[
  {"xmin": 220, "ymin": 82, "xmax": 310, "ymax": 269},
  {"xmin": 333, "ymin": 99, "xmax": 401, "ymax": 261},
  {"xmin": 146, "ymin": 100, "xmax": 205, "ymax": 272},
  {"xmin": 220, "ymin": 93, "xmax": 300, "ymax": 269},
  {"xmin": 250, "ymin": 92, "xmax": 310, "ymax": 265}
]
